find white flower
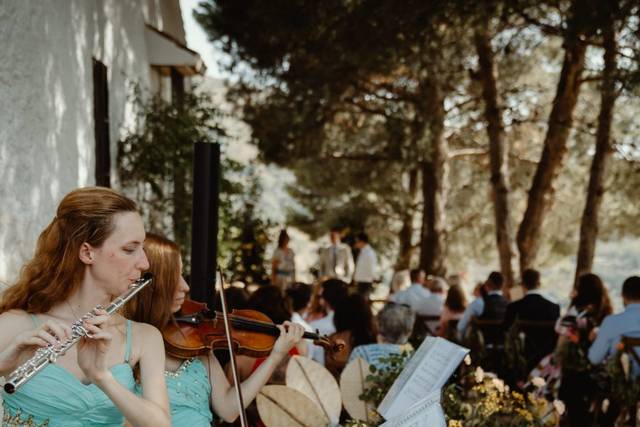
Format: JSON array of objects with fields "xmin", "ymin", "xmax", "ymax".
[
  {"xmin": 474, "ymin": 367, "xmax": 484, "ymax": 383},
  {"xmin": 620, "ymin": 353, "xmax": 630, "ymax": 380},
  {"xmin": 553, "ymin": 399, "xmax": 565, "ymax": 416},
  {"xmin": 464, "ymin": 354, "xmax": 472, "ymax": 366},
  {"xmin": 532, "ymin": 376, "xmax": 546, "ymax": 388},
  {"xmin": 602, "ymin": 399, "xmax": 610, "ymax": 414},
  {"xmin": 492, "ymin": 378, "xmax": 505, "ymax": 393}
]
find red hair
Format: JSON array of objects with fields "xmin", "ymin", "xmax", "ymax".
[{"xmin": 0, "ymin": 187, "xmax": 137, "ymax": 314}]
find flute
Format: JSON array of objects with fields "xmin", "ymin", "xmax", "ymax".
[{"xmin": 3, "ymin": 273, "xmax": 153, "ymax": 394}]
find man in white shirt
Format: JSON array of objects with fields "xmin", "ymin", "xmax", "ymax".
[
  {"xmin": 391, "ymin": 269, "xmax": 445, "ymax": 333},
  {"xmin": 353, "ymin": 232, "xmax": 378, "ymax": 300},
  {"xmin": 318, "ymin": 227, "xmax": 354, "ymax": 283}
]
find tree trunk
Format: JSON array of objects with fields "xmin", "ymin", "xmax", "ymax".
[
  {"xmin": 475, "ymin": 28, "xmax": 516, "ymax": 289},
  {"xmin": 419, "ymin": 78, "xmax": 448, "ymax": 277},
  {"xmin": 396, "ymin": 167, "xmax": 419, "ymax": 270},
  {"xmin": 516, "ymin": 1, "xmax": 588, "ymax": 273},
  {"xmin": 575, "ymin": 24, "xmax": 617, "ymax": 284}
]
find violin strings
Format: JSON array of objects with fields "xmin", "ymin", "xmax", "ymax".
[{"xmin": 211, "ymin": 311, "xmax": 318, "ymax": 338}]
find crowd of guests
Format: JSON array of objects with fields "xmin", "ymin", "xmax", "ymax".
[
  {"xmin": 1, "ymin": 189, "xmax": 637, "ymax": 427},
  {"xmin": 263, "ymin": 226, "xmax": 640, "ymax": 426}
]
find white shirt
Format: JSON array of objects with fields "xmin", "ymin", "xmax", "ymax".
[
  {"xmin": 390, "ymin": 284, "xmax": 444, "ymax": 317},
  {"xmin": 308, "ymin": 311, "xmax": 336, "ymax": 365},
  {"xmin": 353, "ymin": 244, "xmax": 378, "ymax": 283},
  {"xmin": 291, "ymin": 311, "xmax": 314, "ymax": 355}
]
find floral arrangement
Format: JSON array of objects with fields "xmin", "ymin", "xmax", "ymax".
[
  {"xmin": 442, "ymin": 367, "xmax": 564, "ymax": 427},
  {"xmin": 595, "ymin": 344, "xmax": 640, "ymax": 424},
  {"xmin": 346, "ymin": 350, "xmax": 564, "ymax": 427}
]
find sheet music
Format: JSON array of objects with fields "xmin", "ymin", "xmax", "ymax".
[
  {"xmin": 377, "ymin": 337, "xmax": 468, "ymax": 420},
  {"xmin": 379, "ymin": 389, "xmax": 445, "ymax": 427}
]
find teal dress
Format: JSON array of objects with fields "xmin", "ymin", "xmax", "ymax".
[
  {"xmin": 140, "ymin": 358, "xmax": 212, "ymax": 427},
  {"xmin": 2, "ymin": 316, "xmax": 136, "ymax": 427}
]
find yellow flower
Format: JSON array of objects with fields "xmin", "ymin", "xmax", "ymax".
[
  {"xmin": 460, "ymin": 403, "xmax": 473, "ymax": 418},
  {"xmin": 553, "ymin": 399, "xmax": 566, "ymax": 416},
  {"xmin": 448, "ymin": 421, "xmax": 463, "ymax": 427},
  {"xmin": 492, "ymin": 378, "xmax": 505, "ymax": 393}
]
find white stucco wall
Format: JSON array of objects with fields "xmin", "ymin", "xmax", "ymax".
[{"xmin": 0, "ymin": 0, "xmax": 170, "ymax": 285}]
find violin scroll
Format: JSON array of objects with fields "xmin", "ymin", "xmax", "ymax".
[{"xmin": 312, "ymin": 333, "xmax": 345, "ymax": 355}]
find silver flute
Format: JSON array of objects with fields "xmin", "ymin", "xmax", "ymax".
[{"xmin": 3, "ymin": 273, "xmax": 153, "ymax": 394}]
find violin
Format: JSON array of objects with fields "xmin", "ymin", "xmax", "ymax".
[{"xmin": 162, "ymin": 299, "xmax": 344, "ymax": 359}]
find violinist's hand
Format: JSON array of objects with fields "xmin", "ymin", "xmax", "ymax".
[
  {"xmin": 77, "ymin": 308, "xmax": 113, "ymax": 385},
  {"xmin": 0, "ymin": 319, "xmax": 72, "ymax": 374},
  {"xmin": 272, "ymin": 321, "xmax": 305, "ymax": 359}
]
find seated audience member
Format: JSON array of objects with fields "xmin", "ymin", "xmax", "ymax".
[
  {"xmin": 230, "ymin": 285, "xmax": 306, "ymax": 383},
  {"xmin": 286, "ymin": 282, "xmax": 314, "ymax": 332},
  {"xmin": 589, "ymin": 276, "xmax": 640, "ymax": 377},
  {"xmin": 308, "ymin": 279, "xmax": 349, "ymax": 364},
  {"xmin": 349, "ymin": 302, "xmax": 415, "ymax": 370},
  {"xmin": 326, "ymin": 294, "xmax": 377, "ymax": 376},
  {"xmin": 457, "ymin": 271, "xmax": 508, "ymax": 342},
  {"xmin": 304, "ymin": 282, "xmax": 327, "ymax": 323},
  {"xmin": 557, "ymin": 273, "xmax": 613, "ymax": 426},
  {"xmin": 438, "ymin": 285, "xmax": 467, "ymax": 338},
  {"xmin": 389, "ymin": 270, "xmax": 410, "ymax": 295},
  {"xmin": 391, "ymin": 269, "xmax": 444, "ymax": 333},
  {"xmin": 503, "ymin": 269, "xmax": 560, "ymax": 370}
]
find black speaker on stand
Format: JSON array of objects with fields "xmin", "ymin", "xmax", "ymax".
[{"xmin": 189, "ymin": 142, "xmax": 220, "ymax": 308}]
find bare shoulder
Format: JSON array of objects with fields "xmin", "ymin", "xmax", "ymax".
[
  {"xmin": 130, "ymin": 320, "xmax": 163, "ymax": 345},
  {"xmin": 0, "ymin": 309, "xmax": 35, "ymax": 344},
  {"xmin": 0, "ymin": 309, "xmax": 34, "ymax": 329}
]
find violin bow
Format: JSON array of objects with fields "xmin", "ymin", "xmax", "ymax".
[{"xmin": 217, "ymin": 267, "xmax": 248, "ymax": 427}]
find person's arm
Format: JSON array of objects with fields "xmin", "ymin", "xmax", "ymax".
[
  {"xmin": 345, "ymin": 246, "xmax": 355, "ymax": 282},
  {"xmin": 79, "ymin": 315, "xmax": 170, "ymax": 427},
  {"xmin": 0, "ymin": 310, "xmax": 73, "ymax": 376},
  {"xmin": 457, "ymin": 298, "xmax": 483, "ymax": 337},
  {"xmin": 208, "ymin": 321, "xmax": 304, "ymax": 423},
  {"xmin": 588, "ymin": 317, "xmax": 614, "ymax": 365}
]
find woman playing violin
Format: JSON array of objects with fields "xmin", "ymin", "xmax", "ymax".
[
  {"xmin": 124, "ymin": 233, "xmax": 305, "ymax": 426},
  {"xmin": 0, "ymin": 187, "xmax": 170, "ymax": 427}
]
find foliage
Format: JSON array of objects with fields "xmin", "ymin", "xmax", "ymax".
[
  {"xmin": 442, "ymin": 368, "xmax": 563, "ymax": 427},
  {"xmin": 359, "ymin": 351, "xmax": 414, "ymax": 409},
  {"xmin": 118, "ymin": 84, "xmax": 226, "ymax": 266},
  {"xmin": 194, "ymin": 0, "xmax": 640, "ymax": 274},
  {"xmin": 117, "ymin": 84, "xmax": 273, "ymax": 275},
  {"xmin": 223, "ymin": 169, "xmax": 274, "ymax": 285},
  {"xmin": 597, "ymin": 348, "xmax": 640, "ymax": 424}
]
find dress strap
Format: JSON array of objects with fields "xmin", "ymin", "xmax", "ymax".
[
  {"xmin": 124, "ymin": 320, "xmax": 132, "ymax": 363},
  {"xmin": 29, "ymin": 313, "xmax": 41, "ymax": 327}
]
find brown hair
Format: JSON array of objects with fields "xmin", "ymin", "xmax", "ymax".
[
  {"xmin": 123, "ymin": 233, "xmax": 181, "ymax": 329},
  {"xmin": 445, "ymin": 285, "xmax": 467, "ymax": 313},
  {"xmin": 0, "ymin": 187, "xmax": 137, "ymax": 314}
]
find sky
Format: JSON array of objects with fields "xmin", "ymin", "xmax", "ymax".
[{"xmin": 179, "ymin": 0, "xmax": 227, "ymax": 79}]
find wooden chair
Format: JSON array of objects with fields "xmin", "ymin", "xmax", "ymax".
[{"xmin": 621, "ymin": 336, "xmax": 640, "ymax": 367}]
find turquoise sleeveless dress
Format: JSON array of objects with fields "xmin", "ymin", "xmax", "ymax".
[
  {"xmin": 2, "ymin": 316, "xmax": 136, "ymax": 427},
  {"xmin": 136, "ymin": 358, "xmax": 212, "ymax": 427}
]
